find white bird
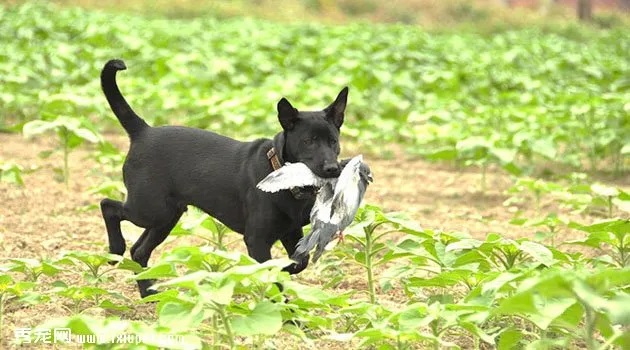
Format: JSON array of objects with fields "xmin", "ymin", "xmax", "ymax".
[{"xmin": 257, "ymin": 155, "xmax": 373, "ymax": 263}]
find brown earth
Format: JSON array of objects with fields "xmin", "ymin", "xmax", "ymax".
[{"xmin": 1, "ymin": 132, "xmax": 628, "ymax": 349}]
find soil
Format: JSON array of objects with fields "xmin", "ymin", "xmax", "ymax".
[{"xmin": 0, "ymin": 132, "xmax": 628, "ymax": 349}]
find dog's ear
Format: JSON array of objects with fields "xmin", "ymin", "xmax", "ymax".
[
  {"xmin": 325, "ymin": 87, "xmax": 348, "ymax": 129},
  {"xmin": 277, "ymin": 98, "xmax": 299, "ymax": 130}
]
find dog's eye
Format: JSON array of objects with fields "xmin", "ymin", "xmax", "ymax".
[
  {"xmin": 303, "ymin": 138, "xmax": 313, "ymax": 145},
  {"xmin": 330, "ymin": 139, "xmax": 337, "ymax": 145}
]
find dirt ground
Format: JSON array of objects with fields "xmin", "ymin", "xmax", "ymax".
[{"xmin": 1, "ymin": 132, "xmax": 628, "ymax": 348}]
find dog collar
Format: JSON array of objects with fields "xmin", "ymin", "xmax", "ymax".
[{"xmin": 266, "ymin": 147, "xmax": 315, "ymax": 200}]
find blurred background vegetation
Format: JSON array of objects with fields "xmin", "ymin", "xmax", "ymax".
[
  {"xmin": 1, "ymin": 2, "xmax": 630, "ymax": 349},
  {"xmin": 0, "ymin": 0, "xmax": 629, "ymax": 178},
  {"xmin": 7, "ymin": 0, "xmax": 628, "ymax": 29}
]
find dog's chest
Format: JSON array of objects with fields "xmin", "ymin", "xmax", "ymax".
[{"xmin": 275, "ymin": 196, "xmax": 315, "ymax": 228}]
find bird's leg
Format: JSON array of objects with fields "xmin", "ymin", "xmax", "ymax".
[{"xmin": 337, "ymin": 231, "xmax": 344, "ymax": 243}]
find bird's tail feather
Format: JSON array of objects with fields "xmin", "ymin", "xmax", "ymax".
[
  {"xmin": 311, "ymin": 222, "xmax": 338, "ymax": 263},
  {"xmin": 292, "ymin": 231, "xmax": 317, "ymax": 262},
  {"xmin": 292, "ymin": 222, "xmax": 338, "ymax": 263}
]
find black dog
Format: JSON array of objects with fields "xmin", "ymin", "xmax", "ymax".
[{"xmin": 99, "ymin": 59, "xmax": 349, "ymax": 297}]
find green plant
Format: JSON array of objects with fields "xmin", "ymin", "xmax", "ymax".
[
  {"xmin": 2, "ymin": 3, "xmax": 629, "ymax": 174},
  {"xmin": 2, "ymin": 258, "xmax": 62, "ymax": 282},
  {"xmin": 567, "ymin": 219, "xmax": 630, "ymax": 268},
  {"xmin": 22, "ymin": 116, "xmax": 101, "ymax": 188},
  {"xmin": 510, "ymin": 213, "xmax": 568, "ymax": 247},
  {"xmin": 0, "ymin": 273, "xmax": 49, "ymax": 342},
  {"xmin": 590, "ymin": 183, "xmax": 629, "ymax": 218},
  {"xmin": 343, "ymin": 205, "xmax": 424, "ymax": 304},
  {"xmin": 133, "ymin": 250, "xmax": 303, "ymax": 348},
  {"xmin": 506, "ymin": 178, "xmax": 563, "ymax": 213},
  {"xmin": 0, "ymin": 162, "xmax": 24, "ymax": 187},
  {"xmin": 170, "ymin": 208, "xmax": 237, "ymax": 250},
  {"xmin": 0, "ymin": 207, "xmax": 622, "ymax": 348}
]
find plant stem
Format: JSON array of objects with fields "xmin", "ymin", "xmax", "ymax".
[
  {"xmin": 430, "ymin": 321, "xmax": 440, "ymax": 350},
  {"xmin": 212, "ymin": 315, "xmax": 218, "ymax": 348},
  {"xmin": 607, "ymin": 197, "xmax": 613, "ymax": 219},
  {"xmin": 584, "ymin": 307, "xmax": 598, "ymax": 350},
  {"xmin": 0, "ymin": 294, "xmax": 4, "ymax": 347},
  {"xmin": 364, "ymin": 225, "xmax": 376, "ymax": 304},
  {"xmin": 619, "ymin": 241, "xmax": 627, "ymax": 268},
  {"xmin": 62, "ymin": 128, "xmax": 69, "ymax": 189},
  {"xmin": 216, "ymin": 306, "xmax": 235, "ymax": 349},
  {"xmin": 480, "ymin": 164, "xmax": 487, "ymax": 193}
]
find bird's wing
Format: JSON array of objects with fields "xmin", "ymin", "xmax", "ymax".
[
  {"xmin": 310, "ymin": 182, "xmax": 335, "ymax": 223},
  {"xmin": 336, "ymin": 183, "xmax": 365, "ymax": 229},
  {"xmin": 257, "ymin": 162, "xmax": 326, "ymax": 193},
  {"xmin": 329, "ymin": 156, "xmax": 363, "ymax": 225}
]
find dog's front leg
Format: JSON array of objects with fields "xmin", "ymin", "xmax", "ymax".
[
  {"xmin": 281, "ymin": 229, "xmax": 309, "ymax": 274},
  {"xmin": 244, "ymin": 234, "xmax": 273, "ymax": 263}
]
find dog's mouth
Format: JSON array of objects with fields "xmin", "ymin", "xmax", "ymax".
[
  {"xmin": 316, "ymin": 169, "xmax": 341, "ymax": 178},
  {"xmin": 319, "ymin": 172, "xmax": 340, "ymax": 179}
]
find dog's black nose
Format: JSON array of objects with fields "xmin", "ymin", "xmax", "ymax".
[{"xmin": 323, "ymin": 163, "xmax": 340, "ymax": 177}]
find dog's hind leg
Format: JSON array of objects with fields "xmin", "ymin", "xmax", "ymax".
[
  {"xmin": 129, "ymin": 228, "xmax": 149, "ymax": 260},
  {"xmin": 281, "ymin": 229, "xmax": 309, "ymax": 274},
  {"xmin": 131, "ymin": 208, "xmax": 185, "ymax": 297},
  {"xmin": 101, "ymin": 198, "xmax": 128, "ymax": 258}
]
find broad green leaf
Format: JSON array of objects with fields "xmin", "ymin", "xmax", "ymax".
[
  {"xmin": 98, "ymin": 299, "xmax": 131, "ymax": 311},
  {"xmin": 158, "ymin": 301, "xmax": 205, "ymax": 331},
  {"xmin": 134, "ymin": 263, "xmax": 178, "ymax": 280},
  {"xmin": 23, "ymin": 120, "xmax": 58, "ymax": 138},
  {"xmin": 518, "ymin": 241, "xmax": 554, "ymax": 266},
  {"xmin": 116, "ymin": 258, "xmax": 143, "ymax": 273},
  {"xmin": 231, "ymin": 301, "xmax": 282, "ymax": 336},
  {"xmin": 592, "ymin": 183, "xmax": 619, "ymax": 197},
  {"xmin": 198, "ymin": 278, "xmax": 235, "ymax": 305},
  {"xmin": 497, "ymin": 328, "xmax": 522, "ymax": 350}
]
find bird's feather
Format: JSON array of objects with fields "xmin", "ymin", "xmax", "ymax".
[
  {"xmin": 310, "ymin": 222, "xmax": 339, "ymax": 263},
  {"xmin": 256, "ymin": 162, "xmax": 331, "ymax": 193},
  {"xmin": 311, "ymin": 182, "xmax": 335, "ymax": 223},
  {"xmin": 329, "ymin": 155, "xmax": 363, "ymax": 225},
  {"xmin": 292, "ymin": 233, "xmax": 315, "ymax": 262}
]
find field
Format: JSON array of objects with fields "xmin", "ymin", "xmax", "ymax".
[{"xmin": 1, "ymin": 2, "xmax": 630, "ymax": 349}]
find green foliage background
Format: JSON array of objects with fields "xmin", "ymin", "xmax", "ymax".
[
  {"xmin": 1, "ymin": 2, "xmax": 629, "ymax": 349},
  {"xmin": 1, "ymin": 3, "xmax": 629, "ymax": 173}
]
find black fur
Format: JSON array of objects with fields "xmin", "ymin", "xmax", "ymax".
[{"xmin": 99, "ymin": 59, "xmax": 349, "ymax": 297}]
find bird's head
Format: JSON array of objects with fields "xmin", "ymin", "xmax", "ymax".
[
  {"xmin": 345, "ymin": 155, "xmax": 373, "ymax": 185},
  {"xmin": 359, "ymin": 163, "xmax": 373, "ymax": 184}
]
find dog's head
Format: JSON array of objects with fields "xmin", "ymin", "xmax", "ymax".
[{"xmin": 277, "ymin": 87, "xmax": 348, "ymax": 178}]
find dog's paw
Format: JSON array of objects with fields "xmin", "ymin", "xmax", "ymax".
[{"xmin": 139, "ymin": 288, "xmax": 158, "ymax": 299}]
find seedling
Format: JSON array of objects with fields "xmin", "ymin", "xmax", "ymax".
[
  {"xmin": 507, "ymin": 178, "xmax": 563, "ymax": 214},
  {"xmin": 567, "ymin": 219, "xmax": 630, "ymax": 268},
  {"xmin": 22, "ymin": 116, "xmax": 101, "ymax": 188},
  {"xmin": 511, "ymin": 213, "xmax": 568, "ymax": 247},
  {"xmin": 0, "ymin": 162, "xmax": 24, "ymax": 187},
  {"xmin": 343, "ymin": 205, "xmax": 424, "ymax": 304}
]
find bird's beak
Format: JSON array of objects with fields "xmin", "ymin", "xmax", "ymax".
[{"xmin": 368, "ymin": 174, "xmax": 374, "ymax": 183}]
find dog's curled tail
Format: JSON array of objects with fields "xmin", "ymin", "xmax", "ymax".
[{"xmin": 100, "ymin": 59, "xmax": 148, "ymax": 139}]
